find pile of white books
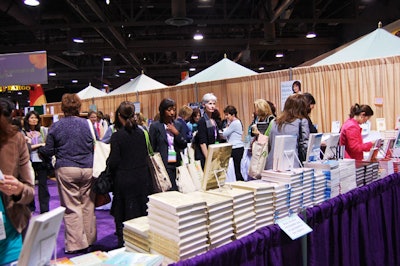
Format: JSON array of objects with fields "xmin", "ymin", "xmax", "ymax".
[
  {"xmin": 261, "ymin": 169, "xmax": 304, "ymax": 215},
  {"xmin": 312, "ymin": 170, "xmax": 327, "ymax": 205},
  {"xmin": 230, "ymin": 180, "xmax": 276, "ymax": 229},
  {"xmin": 123, "ymin": 216, "xmax": 150, "ymax": 253},
  {"xmin": 301, "ymin": 168, "xmax": 314, "ymax": 208},
  {"xmin": 207, "ymin": 186, "xmax": 256, "ymax": 240},
  {"xmin": 338, "ymin": 159, "xmax": 356, "ymax": 194},
  {"xmin": 147, "ymin": 191, "xmax": 208, "ymax": 262},
  {"xmin": 188, "ymin": 191, "xmax": 234, "ymax": 249},
  {"xmin": 305, "ymin": 160, "xmax": 340, "ymax": 201},
  {"xmin": 379, "ymin": 159, "xmax": 394, "ymax": 177}
]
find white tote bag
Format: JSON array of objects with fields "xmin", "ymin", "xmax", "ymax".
[
  {"xmin": 248, "ymin": 134, "xmax": 268, "ymax": 179},
  {"xmin": 87, "ymin": 119, "xmax": 111, "ymax": 178},
  {"xmin": 187, "ymin": 160, "xmax": 203, "ymax": 190}
]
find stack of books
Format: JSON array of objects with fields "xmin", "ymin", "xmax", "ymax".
[
  {"xmin": 188, "ymin": 191, "xmax": 234, "ymax": 249},
  {"xmin": 379, "ymin": 159, "xmax": 394, "ymax": 177},
  {"xmin": 338, "ymin": 159, "xmax": 357, "ymax": 194},
  {"xmin": 271, "ymin": 181, "xmax": 291, "ymax": 222},
  {"xmin": 326, "ymin": 167, "xmax": 341, "ymax": 199},
  {"xmin": 365, "ymin": 162, "xmax": 379, "ymax": 185},
  {"xmin": 230, "ymin": 180, "xmax": 276, "ymax": 229},
  {"xmin": 305, "ymin": 160, "xmax": 340, "ymax": 201},
  {"xmin": 312, "ymin": 170, "xmax": 327, "ymax": 205},
  {"xmin": 147, "ymin": 191, "xmax": 208, "ymax": 262},
  {"xmin": 261, "ymin": 169, "xmax": 304, "ymax": 214},
  {"xmin": 301, "ymin": 168, "xmax": 314, "ymax": 208},
  {"xmin": 123, "ymin": 216, "xmax": 150, "ymax": 253},
  {"xmin": 355, "ymin": 161, "xmax": 367, "ymax": 186},
  {"xmin": 392, "ymin": 159, "xmax": 400, "ymax": 173},
  {"xmin": 207, "ymin": 187, "xmax": 256, "ymax": 240}
]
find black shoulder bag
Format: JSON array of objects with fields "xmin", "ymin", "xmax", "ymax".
[{"xmin": 297, "ymin": 119, "xmax": 307, "ymax": 165}]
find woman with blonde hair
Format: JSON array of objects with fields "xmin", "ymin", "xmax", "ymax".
[{"xmin": 250, "ymin": 99, "xmax": 275, "ymax": 137}]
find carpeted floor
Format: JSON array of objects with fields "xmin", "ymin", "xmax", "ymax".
[{"xmin": 32, "ymin": 179, "xmax": 118, "ymax": 259}]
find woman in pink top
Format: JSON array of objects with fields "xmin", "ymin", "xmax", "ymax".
[{"xmin": 340, "ymin": 103, "xmax": 374, "ymax": 160}]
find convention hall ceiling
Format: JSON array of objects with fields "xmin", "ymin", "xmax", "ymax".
[{"xmin": 0, "ymin": 0, "xmax": 399, "ymax": 101}]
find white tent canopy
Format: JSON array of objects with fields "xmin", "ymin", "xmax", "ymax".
[
  {"xmin": 108, "ymin": 73, "xmax": 167, "ymax": 96},
  {"xmin": 178, "ymin": 57, "xmax": 258, "ymax": 85},
  {"xmin": 77, "ymin": 84, "xmax": 107, "ymax": 99},
  {"xmin": 312, "ymin": 27, "xmax": 400, "ymax": 66}
]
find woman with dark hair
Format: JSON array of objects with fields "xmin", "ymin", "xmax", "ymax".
[
  {"xmin": 101, "ymin": 106, "xmax": 123, "ymax": 144},
  {"xmin": 0, "ymin": 103, "xmax": 35, "ymax": 265},
  {"xmin": 39, "ymin": 93, "xmax": 96, "ymax": 254},
  {"xmin": 292, "ymin": 80, "xmax": 301, "ymax": 93},
  {"xmin": 187, "ymin": 108, "xmax": 201, "ymax": 134},
  {"xmin": 149, "ymin": 98, "xmax": 187, "ymax": 191},
  {"xmin": 265, "ymin": 93, "xmax": 310, "ymax": 170},
  {"xmin": 222, "ymin": 105, "xmax": 244, "ymax": 181},
  {"xmin": 107, "ymin": 101, "xmax": 151, "ymax": 247},
  {"xmin": 340, "ymin": 104, "xmax": 374, "ymax": 160},
  {"xmin": 302, "ymin": 92, "xmax": 318, "ymax": 133},
  {"xmin": 23, "ymin": 110, "xmax": 50, "ymax": 213}
]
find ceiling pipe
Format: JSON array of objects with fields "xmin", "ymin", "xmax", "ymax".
[
  {"xmin": 0, "ymin": 1, "xmax": 36, "ymax": 27},
  {"xmin": 165, "ymin": 0, "xmax": 193, "ymax": 26}
]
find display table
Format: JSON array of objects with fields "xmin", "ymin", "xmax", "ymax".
[{"xmin": 170, "ymin": 172, "xmax": 400, "ymax": 266}]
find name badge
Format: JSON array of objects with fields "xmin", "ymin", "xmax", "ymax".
[{"xmin": 168, "ymin": 149, "xmax": 177, "ymax": 163}]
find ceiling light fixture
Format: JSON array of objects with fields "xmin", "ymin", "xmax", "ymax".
[
  {"xmin": 48, "ymin": 72, "xmax": 56, "ymax": 76},
  {"xmin": 193, "ymin": 32, "xmax": 203, "ymax": 40},
  {"xmin": 72, "ymin": 80, "xmax": 78, "ymax": 83},
  {"xmin": 103, "ymin": 57, "xmax": 111, "ymax": 62},
  {"xmin": 24, "ymin": 0, "xmax": 40, "ymax": 6},
  {"xmin": 258, "ymin": 67, "xmax": 265, "ymax": 71},
  {"xmin": 191, "ymin": 54, "xmax": 198, "ymax": 60},
  {"xmin": 275, "ymin": 52, "xmax": 284, "ymax": 58},
  {"xmin": 189, "ymin": 67, "xmax": 196, "ymax": 71},
  {"xmin": 306, "ymin": 31, "xmax": 317, "ymax": 39},
  {"xmin": 72, "ymin": 38, "xmax": 84, "ymax": 43},
  {"xmin": 119, "ymin": 70, "xmax": 126, "ymax": 74}
]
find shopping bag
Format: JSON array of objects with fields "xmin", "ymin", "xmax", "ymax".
[
  {"xmin": 176, "ymin": 165, "xmax": 197, "ymax": 193},
  {"xmin": 240, "ymin": 148, "xmax": 251, "ymax": 181},
  {"xmin": 248, "ymin": 134, "xmax": 268, "ymax": 179},
  {"xmin": 187, "ymin": 160, "xmax": 203, "ymax": 190},
  {"xmin": 87, "ymin": 119, "xmax": 111, "ymax": 178},
  {"xmin": 226, "ymin": 157, "xmax": 236, "ymax": 183},
  {"xmin": 93, "ymin": 141, "xmax": 110, "ymax": 178},
  {"xmin": 142, "ymin": 130, "xmax": 172, "ymax": 192},
  {"xmin": 148, "ymin": 152, "xmax": 172, "ymax": 192}
]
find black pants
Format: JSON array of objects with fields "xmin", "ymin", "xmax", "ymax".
[
  {"xmin": 111, "ymin": 192, "xmax": 148, "ymax": 246},
  {"xmin": 232, "ymin": 147, "xmax": 244, "ymax": 181},
  {"xmin": 30, "ymin": 162, "xmax": 50, "ymax": 213}
]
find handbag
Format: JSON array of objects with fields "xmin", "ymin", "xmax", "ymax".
[
  {"xmin": 95, "ymin": 193, "xmax": 111, "ymax": 207},
  {"xmin": 248, "ymin": 133, "xmax": 268, "ymax": 179},
  {"xmin": 143, "ymin": 130, "xmax": 172, "ymax": 193},
  {"xmin": 297, "ymin": 119, "xmax": 307, "ymax": 165},
  {"xmin": 93, "ymin": 166, "xmax": 113, "ymax": 194},
  {"xmin": 176, "ymin": 165, "xmax": 197, "ymax": 193},
  {"xmin": 87, "ymin": 119, "xmax": 111, "ymax": 178}
]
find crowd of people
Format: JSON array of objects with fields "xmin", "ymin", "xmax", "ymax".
[{"xmin": 0, "ymin": 81, "xmax": 377, "ymax": 262}]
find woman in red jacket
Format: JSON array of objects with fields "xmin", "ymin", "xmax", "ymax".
[{"xmin": 340, "ymin": 103, "xmax": 374, "ymax": 160}]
